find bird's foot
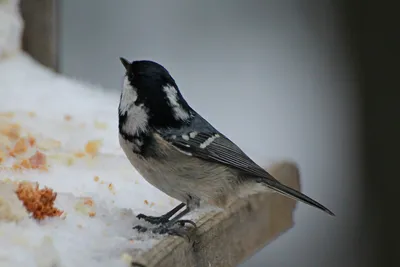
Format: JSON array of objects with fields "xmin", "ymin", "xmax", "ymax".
[
  {"xmin": 133, "ymin": 219, "xmax": 197, "ymax": 239},
  {"xmin": 136, "ymin": 213, "xmax": 169, "ymax": 225}
]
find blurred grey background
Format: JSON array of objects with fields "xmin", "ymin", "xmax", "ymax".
[{"xmin": 59, "ymin": 1, "xmax": 362, "ymax": 266}]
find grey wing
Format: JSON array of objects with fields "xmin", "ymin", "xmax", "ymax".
[{"xmin": 158, "ymin": 115, "xmax": 335, "ymax": 216}]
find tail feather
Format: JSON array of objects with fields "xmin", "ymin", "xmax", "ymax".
[{"xmin": 258, "ymin": 179, "xmax": 335, "ymax": 216}]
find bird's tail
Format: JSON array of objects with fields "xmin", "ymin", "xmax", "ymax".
[{"xmin": 258, "ymin": 178, "xmax": 335, "ymax": 216}]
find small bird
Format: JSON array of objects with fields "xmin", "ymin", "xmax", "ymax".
[{"xmin": 118, "ymin": 57, "xmax": 334, "ymax": 237}]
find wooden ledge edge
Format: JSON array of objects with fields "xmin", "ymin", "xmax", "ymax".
[{"xmin": 132, "ymin": 160, "xmax": 300, "ymax": 267}]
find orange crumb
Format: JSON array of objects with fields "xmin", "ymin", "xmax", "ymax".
[
  {"xmin": 93, "ymin": 176, "xmax": 100, "ymax": 182},
  {"xmin": 83, "ymin": 198, "xmax": 94, "ymax": 206},
  {"xmin": 27, "ymin": 135, "xmax": 36, "ymax": 146},
  {"xmin": 9, "ymin": 138, "xmax": 28, "ymax": 157},
  {"xmin": 0, "ymin": 112, "xmax": 15, "ymax": 118},
  {"xmin": 88, "ymin": 212, "xmax": 96, "ymax": 217},
  {"xmin": 29, "ymin": 151, "xmax": 47, "ymax": 169},
  {"xmin": 28, "ymin": 111, "xmax": 36, "ymax": 118},
  {"xmin": 74, "ymin": 152, "xmax": 86, "ymax": 158},
  {"xmin": 144, "ymin": 200, "xmax": 149, "ymax": 205},
  {"xmin": 64, "ymin": 114, "xmax": 72, "ymax": 121},
  {"xmin": 1, "ymin": 123, "xmax": 21, "ymax": 140},
  {"xmin": 20, "ymin": 159, "xmax": 31, "ymax": 169},
  {"xmin": 84, "ymin": 140, "xmax": 102, "ymax": 157},
  {"xmin": 16, "ymin": 182, "xmax": 63, "ymax": 220}
]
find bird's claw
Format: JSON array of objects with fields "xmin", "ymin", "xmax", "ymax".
[
  {"xmin": 173, "ymin": 219, "xmax": 197, "ymax": 228},
  {"xmin": 136, "ymin": 213, "xmax": 169, "ymax": 225},
  {"xmin": 133, "ymin": 219, "xmax": 197, "ymax": 240}
]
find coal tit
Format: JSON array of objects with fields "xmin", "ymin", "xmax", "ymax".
[{"xmin": 118, "ymin": 57, "xmax": 334, "ymax": 237}]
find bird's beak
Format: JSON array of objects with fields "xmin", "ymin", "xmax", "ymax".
[{"xmin": 119, "ymin": 57, "xmax": 130, "ymax": 70}]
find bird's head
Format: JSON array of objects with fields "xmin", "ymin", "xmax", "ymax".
[{"xmin": 118, "ymin": 57, "xmax": 193, "ymax": 132}]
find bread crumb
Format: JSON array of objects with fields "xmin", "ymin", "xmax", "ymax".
[
  {"xmin": 83, "ymin": 198, "xmax": 94, "ymax": 206},
  {"xmin": 0, "ymin": 123, "xmax": 21, "ymax": 140},
  {"xmin": 29, "ymin": 151, "xmax": 47, "ymax": 169},
  {"xmin": 84, "ymin": 140, "xmax": 102, "ymax": 157},
  {"xmin": 93, "ymin": 176, "xmax": 100, "ymax": 182},
  {"xmin": 9, "ymin": 138, "xmax": 28, "ymax": 157},
  {"xmin": 64, "ymin": 114, "xmax": 72, "ymax": 121},
  {"xmin": 88, "ymin": 211, "xmax": 96, "ymax": 217},
  {"xmin": 144, "ymin": 200, "xmax": 149, "ymax": 205},
  {"xmin": 16, "ymin": 182, "xmax": 63, "ymax": 220},
  {"xmin": 27, "ymin": 135, "xmax": 36, "ymax": 146}
]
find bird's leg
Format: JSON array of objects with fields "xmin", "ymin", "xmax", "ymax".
[
  {"xmin": 150, "ymin": 207, "xmax": 197, "ymax": 237},
  {"xmin": 136, "ymin": 203, "xmax": 185, "ymax": 225}
]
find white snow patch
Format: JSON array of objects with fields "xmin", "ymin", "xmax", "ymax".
[{"xmin": 0, "ymin": 53, "xmax": 209, "ymax": 267}]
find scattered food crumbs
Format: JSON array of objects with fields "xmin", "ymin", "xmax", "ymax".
[
  {"xmin": 16, "ymin": 182, "xmax": 63, "ymax": 220},
  {"xmin": 88, "ymin": 212, "xmax": 96, "ymax": 218},
  {"xmin": 84, "ymin": 140, "xmax": 102, "ymax": 157},
  {"xmin": 144, "ymin": 200, "xmax": 149, "ymax": 205},
  {"xmin": 0, "ymin": 150, "xmax": 5, "ymax": 163},
  {"xmin": 0, "ymin": 123, "xmax": 21, "ymax": 140},
  {"xmin": 94, "ymin": 176, "xmax": 100, "ymax": 182}
]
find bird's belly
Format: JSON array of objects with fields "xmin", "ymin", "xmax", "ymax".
[{"xmin": 119, "ymin": 134, "xmax": 241, "ymax": 208}]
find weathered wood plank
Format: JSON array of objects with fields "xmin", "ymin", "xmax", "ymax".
[{"xmin": 132, "ymin": 161, "xmax": 300, "ymax": 267}]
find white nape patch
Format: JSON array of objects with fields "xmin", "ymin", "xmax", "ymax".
[
  {"xmin": 200, "ymin": 134, "xmax": 220, "ymax": 149},
  {"xmin": 162, "ymin": 85, "xmax": 190, "ymax": 120},
  {"xmin": 182, "ymin": 134, "xmax": 189, "ymax": 141},
  {"xmin": 189, "ymin": 131, "xmax": 198, "ymax": 138},
  {"xmin": 119, "ymin": 76, "xmax": 137, "ymax": 113},
  {"xmin": 120, "ymin": 76, "xmax": 149, "ymax": 134}
]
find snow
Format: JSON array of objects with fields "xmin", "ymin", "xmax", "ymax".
[
  {"xmin": 0, "ymin": 0, "xmax": 23, "ymax": 59},
  {"xmin": 0, "ymin": 53, "xmax": 197, "ymax": 267}
]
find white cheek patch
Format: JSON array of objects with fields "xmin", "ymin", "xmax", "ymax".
[
  {"xmin": 120, "ymin": 76, "xmax": 138, "ymax": 113},
  {"xmin": 120, "ymin": 76, "xmax": 149, "ymax": 134},
  {"xmin": 162, "ymin": 85, "xmax": 190, "ymax": 120}
]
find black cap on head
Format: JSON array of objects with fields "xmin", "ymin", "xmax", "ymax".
[{"xmin": 119, "ymin": 57, "xmax": 130, "ymax": 70}]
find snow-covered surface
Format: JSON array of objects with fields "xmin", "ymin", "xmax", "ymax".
[
  {"xmin": 0, "ymin": 53, "xmax": 205, "ymax": 267},
  {"xmin": 0, "ymin": 0, "xmax": 23, "ymax": 59}
]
